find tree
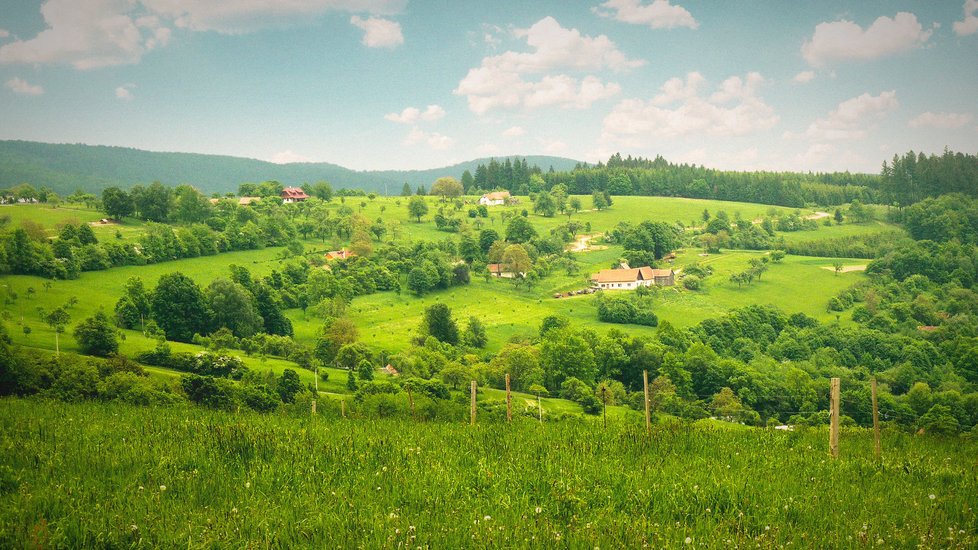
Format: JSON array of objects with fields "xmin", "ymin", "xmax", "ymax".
[
  {"xmin": 101, "ymin": 187, "xmax": 133, "ymax": 220},
  {"xmin": 401, "ymin": 182, "xmax": 412, "ymax": 196},
  {"xmin": 357, "ymin": 358, "xmax": 375, "ymax": 381},
  {"xmin": 173, "ymin": 184, "xmax": 212, "ymax": 223},
  {"xmin": 461, "ymin": 170, "xmax": 474, "ymax": 193},
  {"xmin": 540, "ymin": 328, "xmax": 597, "ymax": 389},
  {"xmin": 314, "ymin": 317, "xmax": 359, "ymax": 365},
  {"xmin": 408, "ymin": 196, "xmax": 429, "ymax": 222},
  {"xmin": 567, "ymin": 197, "xmax": 582, "ymax": 217},
  {"xmin": 115, "ymin": 277, "xmax": 151, "ymax": 330},
  {"xmin": 151, "ymin": 272, "xmax": 210, "ymax": 342},
  {"xmin": 440, "ymin": 364, "xmax": 470, "ymax": 390},
  {"xmin": 505, "ymin": 216, "xmax": 536, "ymax": 243},
  {"xmin": 42, "ymin": 306, "xmax": 71, "ymax": 355},
  {"xmin": 73, "ymin": 310, "xmax": 118, "ymax": 357},
  {"xmin": 133, "ymin": 181, "xmax": 173, "ymax": 222},
  {"xmin": 592, "ymin": 190, "xmax": 609, "ymax": 210},
  {"xmin": 277, "ymin": 369, "xmax": 303, "ymax": 403},
  {"xmin": 501, "ymin": 244, "xmax": 531, "ymax": 279},
  {"xmin": 532, "ymin": 192, "xmax": 557, "ymax": 217},
  {"xmin": 422, "ymin": 303, "xmax": 458, "ymax": 345},
  {"xmin": 430, "ymin": 177, "xmax": 464, "ymax": 199},
  {"xmin": 205, "ymin": 278, "xmax": 263, "ymax": 338},
  {"xmin": 462, "ymin": 316, "xmax": 488, "ymax": 348}
]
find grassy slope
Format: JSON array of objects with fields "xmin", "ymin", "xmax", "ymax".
[
  {"xmin": 2, "ymin": 196, "xmax": 892, "ymax": 362},
  {"xmin": 0, "ymin": 398, "xmax": 974, "ymax": 548}
]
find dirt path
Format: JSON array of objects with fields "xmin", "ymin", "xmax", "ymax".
[
  {"xmin": 569, "ymin": 233, "xmax": 607, "ymax": 252},
  {"xmin": 805, "ymin": 211, "xmax": 831, "ymax": 220}
]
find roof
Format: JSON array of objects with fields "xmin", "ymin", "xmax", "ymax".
[
  {"xmin": 487, "ymin": 263, "xmax": 505, "ymax": 273},
  {"xmin": 591, "ymin": 266, "xmax": 670, "ymax": 283},
  {"xmin": 325, "ymin": 249, "xmax": 355, "ymax": 260},
  {"xmin": 482, "ymin": 191, "xmax": 510, "ymax": 201},
  {"xmin": 592, "ymin": 267, "xmax": 642, "ymax": 283},
  {"xmin": 239, "ymin": 196, "xmax": 261, "ymax": 205},
  {"xmin": 281, "ymin": 187, "xmax": 309, "ymax": 199}
]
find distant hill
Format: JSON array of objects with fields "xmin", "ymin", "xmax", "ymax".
[{"xmin": 0, "ymin": 140, "xmax": 581, "ymax": 196}]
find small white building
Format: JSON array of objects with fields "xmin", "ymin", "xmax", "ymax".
[
  {"xmin": 590, "ymin": 266, "xmax": 675, "ymax": 289},
  {"xmin": 479, "ymin": 191, "xmax": 510, "ymax": 206}
]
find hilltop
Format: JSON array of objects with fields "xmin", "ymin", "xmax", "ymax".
[{"xmin": 0, "ymin": 140, "xmax": 580, "ymax": 196}]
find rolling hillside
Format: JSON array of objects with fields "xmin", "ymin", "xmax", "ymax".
[{"xmin": 0, "ymin": 140, "xmax": 580, "ymax": 196}]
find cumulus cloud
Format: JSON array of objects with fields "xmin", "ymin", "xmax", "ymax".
[
  {"xmin": 454, "ymin": 16, "xmax": 641, "ymax": 114},
  {"xmin": 0, "ymin": 0, "xmax": 404, "ymax": 69},
  {"xmin": 908, "ymin": 111, "xmax": 973, "ymax": 129},
  {"xmin": 793, "ymin": 70, "xmax": 815, "ymax": 84},
  {"xmin": 802, "ymin": 12, "xmax": 932, "ymax": 67},
  {"xmin": 350, "ymin": 15, "xmax": 403, "ymax": 48},
  {"xmin": 384, "ymin": 104, "xmax": 444, "ymax": 124},
  {"xmin": 405, "ymin": 128, "xmax": 454, "ymax": 150},
  {"xmin": 954, "ymin": 0, "xmax": 978, "ymax": 36},
  {"xmin": 600, "ymin": 72, "xmax": 779, "ymax": 145},
  {"xmin": 115, "ymin": 83, "xmax": 135, "ymax": 100},
  {"xmin": 5, "ymin": 77, "xmax": 44, "ymax": 96},
  {"xmin": 0, "ymin": 0, "xmax": 171, "ymax": 69},
  {"xmin": 141, "ymin": 0, "xmax": 404, "ymax": 34},
  {"xmin": 593, "ymin": 0, "xmax": 698, "ymax": 30},
  {"xmin": 502, "ymin": 126, "xmax": 526, "ymax": 137},
  {"xmin": 796, "ymin": 91, "xmax": 899, "ymax": 141}
]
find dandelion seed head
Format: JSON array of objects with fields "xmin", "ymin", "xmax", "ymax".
[
  {"xmin": 684, "ymin": 536, "xmax": 692, "ymax": 544},
  {"xmin": 929, "ymin": 494, "xmax": 936, "ymax": 500}
]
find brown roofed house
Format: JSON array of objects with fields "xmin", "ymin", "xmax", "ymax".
[
  {"xmin": 281, "ymin": 187, "xmax": 309, "ymax": 203},
  {"xmin": 591, "ymin": 266, "xmax": 674, "ymax": 289}
]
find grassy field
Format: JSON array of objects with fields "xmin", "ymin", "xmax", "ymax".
[
  {"xmin": 0, "ymin": 398, "xmax": 973, "ymax": 548},
  {"xmin": 2, "ymin": 197, "xmax": 874, "ymax": 358}
]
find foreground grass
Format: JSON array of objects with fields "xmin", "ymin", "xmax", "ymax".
[{"xmin": 0, "ymin": 399, "xmax": 974, "ymax": 548}]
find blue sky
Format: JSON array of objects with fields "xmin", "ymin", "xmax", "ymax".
[{"xmin": 0, "ymin": 0, "xmax": 976, "ymax": 173}]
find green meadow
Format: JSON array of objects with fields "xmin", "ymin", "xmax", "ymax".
[
  {"xmin": 2, "ymin": 196, "xmax": 882, "ymax": 358},
  {"xmin": 0, "ymin": 398, "xmax": 973, "ymax": 548}
]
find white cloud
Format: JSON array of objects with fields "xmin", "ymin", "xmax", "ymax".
[
  {"xmin": 502, "ymin": 126, "xmax": 526, "ymax": 137},
  {"xmin": 454, "ymin": 16, "xmax": 641, "ymax": 114},
  {"xmin": 404, "ymin": 128, "xmax": 454, "ymax": 150},
  {"xmin": 350, "ymin": 16, "xmax": 403, "ymax": 48},
  {"xmin": 0, "ymin": 0, "xmax": 171, "ymax": 69},
  {"xmin": 0, "ymin": 0, "xmax": 405, "ymax": 69},
  {"xmin": 115, "ymin": 83, "xmax": 135, "ymax": 100},
  {"xmin": 270, "ymin": 150, "xmax": 312, "ymax": 164},
  {"xmin": 142, "ymin": 0, "xmax": 404, "ymax": 34},
  {"xmin": 793, "ymin": 70, "xmax": 815, "ymax": 84},
  {"xmin": 600, "ymin": 72, "xmax": 779, "ymax": 145},
  {"xmin": 908, "ymin": 111, "xmax": 973, "ymax": 129},
  {"xmin": 802, "ymin": 12, "xmax": 932, "ymax": 67},
  {"xmin": 796, "ymin": 91, "xmax": 899, "ymax": 141},
  {"xmin": 384, "ymin": 104, "xmax": 444, "ymax": 124},
  {"xmin": 593, "ymin": 0, "xmax": 698, "ymax": 30},
  {"xmin": 954, "ymin": 0, "xmax": 978, "ymax": 36},
  {"xmin": 5, "ymin": 77, "xmax": 44, "ymax": 96}
]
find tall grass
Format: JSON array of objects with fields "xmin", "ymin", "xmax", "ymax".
[{"xmin": 0, "ymin": 398, "xmax": 974, "ymax": 547}]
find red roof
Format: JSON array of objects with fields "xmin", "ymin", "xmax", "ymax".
[
  {"xmin": 281, "ymin": 187, "xmax": 309, "ymax": 200},
  {"xmin": 325, "ymin": 249, "xmax": 355, "ymax": 260}
]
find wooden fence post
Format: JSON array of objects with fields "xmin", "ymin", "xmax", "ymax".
[
  {"xmin": 643, "ymin": 370, "xmax": 651, "ymax": 435},
  {"xmin": 871, "ymin": 377, "xmax": 881, "ymax": 461},
  {"xmin": 538, "ymin": 393, "xmax": 543, "ymax": 424},
  {"xmin": 470, "ymin": 380, "xmax": 477, "ymax": 426},
  {"xmin": 829, "ymin": 377, "xmax": 840, "ymax": 459},
  {"xmin": 406, "ymin": 385, "xmax": 415, "ymax": 419},
  {"xmin": 341, "ymin": 399, "xmax": 346, "ymax": 418},
  {"xmin": 505, "ymin": 373, "xmax": 512, "ymax": 423},
  {"xmin": 311, "ymin": 398, "xmax": 316, "ymax": 416}
]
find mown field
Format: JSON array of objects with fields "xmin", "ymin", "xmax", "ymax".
[{"xmin": 0, "ymin": 398, "xmax": 973, "ymax": 548}]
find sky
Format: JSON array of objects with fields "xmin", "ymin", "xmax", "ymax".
[{"xmin": 0, "ymin": 0, "xmax": 976, "ymax": 173}]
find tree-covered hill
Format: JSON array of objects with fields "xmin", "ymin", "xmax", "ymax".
[{"xmin": 0, "ymin": 140, "xmax": 580, "ymax": 196}]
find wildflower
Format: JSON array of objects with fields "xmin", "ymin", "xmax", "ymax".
[
  {"xmin": 138, "ymin": 486, "xmax": 144, "ymax": 491},
  {"xmin": 160, "ymin": 485, "xmax": 166, "ymax": 491},
  {"xmin": 231, "ymin": 507, "xmax": 238, "ymax": 514},
  {"xmin": 684, "ymin": 536, "xmax": 692, "ymax": 544},
  {"xmin": 484, "ymin": 515, "xmax": 491, "ymax": 521},
  {"xmin": 535, "ymin": 507, "xmax": 542, "ymax": 514},
  {"xmin": 245, "ymin": 482, "xmax": 251, "ymax": 489},
  {"xmin": 929, "ymin": 494, "xmax": 936, "ymax": 500},
  {"xmin": 130, "ymin": 524, "xmax": 138, "ymax": 532}
]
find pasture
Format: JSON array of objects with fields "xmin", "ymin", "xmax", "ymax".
[{"xmin": 0, "ymin": 398, "xmax": 973, "ymax": 548}]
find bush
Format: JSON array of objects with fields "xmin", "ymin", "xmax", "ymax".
[{"xmin": 683, "ymin": 275, "xmax": 702, "ymax": 291}]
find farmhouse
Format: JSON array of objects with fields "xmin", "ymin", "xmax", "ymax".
[
  {"xmin": 487, "ymin": 263, "xmax": 525, "ymax": 278},
  {"xmin": 479, "ymin": 191, "xmax": 510, "ymax": 206},
  {"xmin": 591, "ymin": 266, "xmax": 675, "ymax": 289},
  {"xmin": 281, "ymin": 187, "xmax": 309, "ymax": 203},
  {"xmin": 325, "ymin": 249, "xmax": 355, "ymax": 261}
]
